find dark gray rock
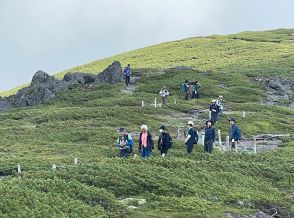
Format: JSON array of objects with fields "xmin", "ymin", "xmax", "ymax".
[
  {"xmin": 0, "ymin": 61, "xmax": 123, "ymax": 112},
  {"xmin": 0, "ymin": 98, "xmax": 11, "ymax": 111},
  {"xmin": 261, "ymin": 77, "xmax": 294, "ymax": 107},
  {"xmin": 95, "ymin": 61, "xmax": 124, "ymax": 84}
]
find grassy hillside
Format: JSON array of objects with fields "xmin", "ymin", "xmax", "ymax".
[{"xmin": 0, "ymin": 29, "xmax": 294, "ymax": 217}]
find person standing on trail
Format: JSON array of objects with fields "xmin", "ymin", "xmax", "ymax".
[
  {"xmin": 139, "ymin": 125, "xmax": 154, "ymax": 158},
  {"xmin": 115, "ymin": 128, "xmax": 134, "ymax": 158},
  {"xmin": 157, "ymin": 126, "xmax": 173, "ymax": 157},
  {"xmin": 216, "ymin": 95, "xmax": 224, "ymax": 116},
  {"xmin": 204, "ymin": 120, "xmax": 215, "ymax": 154},
  {"xmin": 159, "ymin": 86, "xmax": 170, "ymax": 105},
  {"xmin": 228, "ymin": 118, "xmax": 242, "ymax": 151},
  {"xmin": 181, "ymin": 80, "xmax": 190, "ymax": 100},
  {"xmin": 185, "ymin": 121, "xmax": 196, "ymax": 154},
  {"xmin": 209, "ymin": 99, "xmax": 220, "ymax": 124},
  {"xmin": 191, "ymin": 81, "xmax": 201, "ymax": 99},
  {"xmin": 123, "ymin": 64, "xmax": 131, "ymax": 87}
]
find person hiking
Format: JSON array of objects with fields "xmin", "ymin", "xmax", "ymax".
[
  {"xmin": 209, "ymin": 99, "xmax": 220, "ymax": 124},
  {"xmin": 115, "ymin": 128, "xmax": 134, "ymax": 158},
  {"xmin": 184, "ymin": 121, "xmax": 196, "ymax": 154},
  {"xmin": 216, "ymin": 95, "xmax": 224, "ymax": 116},
  {"xmin": 159, "ymin": 86, "xmax": 170, "ymax": 105},
  {"xmin": 228, "ymin": 118, "xmax": 242, "ymax": 151},
  {"xmin": 204, "ymin": 120, "xmax": 215, "ymax": 154},
  {"xmin": 194, "ymin": 81, "xmax": 201, "ymax": 99},
  {"xmin": 191, "ymin": 82, "xmax": 196, "ymax": 99},
  {"xmin": 123, "ymin": 64, "xmax": 131, "ymax": 87},
  {"xmin": 181, "ymin": 80, "xmax": 190, "ymax": 100},
  {"xmin": 157, "ymin": 125, "xmax": 173, "ymax": 157},
  {"xmin": 139, "ymin": 125, "xmax": 154, "ymax": 158}
]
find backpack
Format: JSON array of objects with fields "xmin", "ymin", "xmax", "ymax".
[
  {"xmin": 124, "ymin": 134, "xmax": 133, "ymax": 153},
  {"xmin": 167, "ymin": 134, "xmax": 173, "ymax": 148},
  {"xmin": 193, "ymin": 129, "xmax": 199, "ymax": 144},
  {"xmin": 124, "ymin": 67, "xmax": 130, "ymax": 76}
]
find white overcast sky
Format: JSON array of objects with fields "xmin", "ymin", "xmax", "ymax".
[{"xmin": 0, "ymin": 0, "xmax": 293, "ymax": 91}]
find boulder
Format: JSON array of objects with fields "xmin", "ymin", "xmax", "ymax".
[{"xmin": 95, "ymin": 61, "xmax": 124, "ymax": 84}]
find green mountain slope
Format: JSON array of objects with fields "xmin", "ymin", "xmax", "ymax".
[{"xmin": 0, "ymin": 29, "xmax": 294, "ymax": 217}]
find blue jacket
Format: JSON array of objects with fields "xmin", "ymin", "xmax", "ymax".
[
  {"xmin": 204, "ymin": 127, "xmax": 215, "ymax": 142},
  {"xmin": 124, "ymin": 67, "xmax": 131, "ymax": 76},
  {"xmin": 229, "ymin": 125, "xmax": 242, "ymax": 141},
  {"xmin": 116, "ymin": 134, "xmax": 134, "ymax": 150}
]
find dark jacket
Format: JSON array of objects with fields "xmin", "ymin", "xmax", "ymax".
[
  {"xmin": 158, "ymin": 132, "xmax": 171, "ymax": 152},
  {"xmin": 209, "ymin": 103, "xmax": 220, "ymax": 114},
  {"xmin": 139, "ymin": 131, "xmax": 154, "ymax": 151},
  {"xmin": 229, "ymin": 125, "xmax": 242, "ymax": 141},
  {"xmin": 204, "ymin": 127, "xmax": 215, "ymax": 142}
]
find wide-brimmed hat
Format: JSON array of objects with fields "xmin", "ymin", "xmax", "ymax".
[
  {"xmin": 206, "ymin": 120, "xmax": 212, "ymax": 125},
  {"xmin": 211, "ymin": 99, "xmax": 216, "ymax": 103},
  {"xmin": 187, "ymin": 121, "xmax": 194, "ymax": 126},
  {"xmin": 228, "ymin": 118, "xmax": 236, "ymax": 123}
]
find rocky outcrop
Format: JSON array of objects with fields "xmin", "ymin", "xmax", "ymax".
[
  {"xmin": 260, "ymin": 77, "xmax": 294, "ymax": 108},
  {"xmin": 0, "ymin": 61, "xmax": 124, "ymax": 112}
]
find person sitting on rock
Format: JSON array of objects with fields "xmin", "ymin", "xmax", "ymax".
[
  {"xmin": 123, "ymin": 64, "xmax": 131, "ymax": 87},
  {"xmin": 115, "ymin": 128, "xmax": 134, "ymax": 158},
  {"xmin": 228, "ymin": 118, "xmax": 242, "ymax": 151},
  {"xmin": 204, "ymin": 120, "xmax": 215, "ymax": 154},
  {"xmin": 159, "ymin": 86, "xmax": 170, "ymax": 105},
  {"xmin": 157, "ymin": 126, "xmax": 173, "ymax": 157}
]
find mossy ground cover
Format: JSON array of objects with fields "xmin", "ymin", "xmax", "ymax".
[{"xmin": 0, "ymin": 29, "xmax": 294, "ymax": 217}]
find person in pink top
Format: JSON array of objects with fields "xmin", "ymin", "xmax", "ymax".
[{"xmin": 138, "ymin": 125, "xmax": 154, "ymax": 158}]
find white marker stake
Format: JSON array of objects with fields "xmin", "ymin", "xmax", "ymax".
[
  {"xmin": 209, "ymin": 111, "xmax": 212, "ymax": 120},
  {"xmin": 52, "ymin": 164, "xmax": 57, "ymax": 170},
  {"xmin": 235, "ymin": 142, "xmax": 238, "ymax": 153},
  {"xmin": 177, "ymin": 127, "xmax": 180, "ymax": 140},
  {"xmin": 174, "ymin": 98, "xmax": 177, "ymax": 105},
  {"xmin": 243, "ymin": 111, "xmax": 246, "ymax": 118},
  {"xmin": 226, "ymin": 136, "xmax": 230, "ymax": 151},
  {"xmin": 155, "ymin": 98, "xmax": 157, "ymax": 108},
  {"xmin": 74, "ymin": 158, "xmax": 78, "ymax": 165},
  {"xmin": 254, "ymin": 139, "xmax": 257, "ymax": 154},
  {"xmin": 142, "ymin": 101, "xmax": 144, "ymax": 107},
  {"xmin": 202, "ymin": 132, "xmax": 205, "ymax": 146},
  {"xmin": 218, "ymin": 130, "xmax": 222, "ymax": 147},
  {"xmin": 17, "ymin": 164, "xmax": 21, "ymax": 174}
]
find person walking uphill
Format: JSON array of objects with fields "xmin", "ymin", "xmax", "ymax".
[
  {"xmin": 158, "ymin": 126, "xmax": 173, "ymax": 157},
  {"xmin": 209, "ymin": 99, "xmax": 220, "ymax": 124},
  {"xmin": 159, "ymin": 86, "xmax": 170, "ymax": 105},
  {"xmin": 115, "ymin": 128, "xmax": 134, "ymax": 158},
  {"xmin": 204, "ymin": 120, "xmax": 215, "ymax": 154},
  {"xmin": 139, "ymin": 125, "xmax": 154, "ymax": 158},
  {"xmin": 228, "ymin": 118, "xmax": 242, "ymax": 151},
  {"xmin": 123, "ymin": 64, "xmax": 131, "ymax": 87},
  {"xmin": 185, "ymin": 121, "xmax": 196, "ymax": 154}
]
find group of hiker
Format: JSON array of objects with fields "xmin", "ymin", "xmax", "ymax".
[
  {"xmin": 119, "ymin": 65, "xmax": 242, "ymax": 158},
  {"xmin": 181, "ymin": 80, "xmax": 201, "ymax": 100},
  {"xmin": 115, "ymin": 117, "xmax": 241, "ymax": 158}
]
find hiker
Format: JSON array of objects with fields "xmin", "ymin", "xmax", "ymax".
[
  {"xmin": 228, "ymin": 118, "xmax": 242, "ymax": 151},
  {"xmin": 204, "ymin": 120, "xmax": 215, "ymax": 154},
  {"xmin": 192, "ymin": 81, "xmax": 201, "ymax": 99},
  {"xmin": 181, "ymin": 80, "xmax": 190, "ymax": 100},
  {"xmin": 209, "ymin": 99, "xmax": 220, "ymax": 124},
  {"xmin": 157, "ymin": 126, "xmax": 173, "ymax": 157},
  {"xmin": 123, "ymin": 64, "xmax": 131, "ymax": 87},
  {"xmin": 115, "ymin": 128, "xmax": 134, "ymax": 158},
  {"xmin": 216, "ymin": 95, "xmax": 224, "ymax": 116},
  {"xmin": 184, "ymin": 121, "xmax": 196, "ymax": 154},
  {"xmin": 159, "ymin": 86, "xmax": 170, "ymax": 105},
  {"xmin": 139, "ymin": 125, "xmax": 154, "ymax": 158}
]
